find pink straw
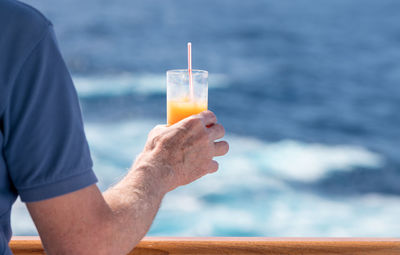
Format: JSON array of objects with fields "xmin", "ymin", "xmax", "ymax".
[{"xmin": 188, "ymin": 42, "xmax": 194, "ymax": 100}]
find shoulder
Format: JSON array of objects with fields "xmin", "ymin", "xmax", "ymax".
[
  {"xmin": 0, "ymin": 0, "xmax": 51, "ymax": 28},
  {"xmin": 0, "ymin": 0, "xmax": 53, "ymax": 58},
  {"xmin": 0, "ymin": 0, "xmax": 54, "ymax": 115},
  {"xmin": 0, "ymin": 0, "xmax": 52, "ymax": 49}
]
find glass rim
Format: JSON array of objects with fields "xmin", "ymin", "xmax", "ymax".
[{"xmin": 166, "ymin": 69, "xmax": 208, "ymax": 75}]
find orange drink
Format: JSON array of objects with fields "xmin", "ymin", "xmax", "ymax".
[
  {"xmin": 167, "ymin": 98, "xmax": 207, "ymax": 125},
  {"xmin": 167, "ymin": 69, "xmax": 208, "ymax": 126}
]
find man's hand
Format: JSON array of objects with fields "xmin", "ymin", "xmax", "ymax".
[
  {"xmin": 27, "ymin": 110, "xmax": 228, "ymax": 255},
  {"xmin": 135, "ymin": 110, "xmax": 229, "ymax": 192}
]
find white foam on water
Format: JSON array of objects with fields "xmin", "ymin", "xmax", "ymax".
[
  {"xmin": 10, "ymin": 120, "xmax": 395, "ymax": 237},
  {"xmin": 73, "ymin": 73, "xmax": 229, "ymax": 98},
  {"xmin": 220, "ymin": 135, "xmax": 383, "ymax": 182},
  {"xmin": 153, "ymin": 192, "xmax": 400, "ymax": 237}
]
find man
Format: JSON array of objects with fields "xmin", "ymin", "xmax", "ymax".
[{"xmin": 0, "ymin": 0, "xmax": 229, "ymax": 254}]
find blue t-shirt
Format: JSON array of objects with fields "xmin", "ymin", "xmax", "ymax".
[{"xmin": 0, "ymin": 0, "xmax": 98, "ymax": 253}]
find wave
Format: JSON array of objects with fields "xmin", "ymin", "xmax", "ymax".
[
  {"xmin": 73, "ymin": 73, "xmax": 229, "ymax": 98},
  {"xmin": 221, "ymin": 136, "xmax": 383, "ymax": 182},
  {"xmin": 155, "ymin": 192, "xmax": 400, "ymax": 237}
]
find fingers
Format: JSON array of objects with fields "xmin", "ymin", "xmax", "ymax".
[
  {"xmin": 179, "ymin": 111, "xmax": 216, "ymax": 130},
  {"xmin": 208, "ymin": 160, "xmax": 219, "ymax": 173},
  {"xmin": 199, "ymin": 110, "xmax": 217, "ymax": 127},
  {"xmin": 207, "ymin": 123, "xmax": 225, "ymax": 140},
  {"xmin": 214, "ymin": 141, "xmax": 229, "ymax": 156},
  {"xmin": 180, "ymin": 111, "xmax": 218, "ymax": 130},
  {"xmin": 208, "ymin": 141, "xmax": 229, "ymax": 174}
]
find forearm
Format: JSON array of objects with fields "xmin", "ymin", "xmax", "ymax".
[
  {"xmin": 102, "ymin": 153, "xmax": 170, "ymax": 254},
  {"xmin": 28, "ymin": 112, "xmax": 227, "ymax": 255},
  {"xmin": 28, "ymin": 157, "xmax": 169, "ymax": 255}
]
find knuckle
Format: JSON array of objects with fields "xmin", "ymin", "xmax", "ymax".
[
  {"xmin": 204, "ymin": 110, "xmax": 215, "ymax": 117},
  {"xmin": 211, "ymin": 161, "xmax": 219, "ymax": 173},
  {"xmin": 210, "ymin": 111, "xmax": 218, "ymax": 121},
  {"xmin": 152, "ymin": 132, "xmax": 173, "ymax": 147},
  {"xmin": 220, "ymin": 125, "xmax": 226, "ymax": 134},
  {"xmin": 185, "ymin": 116, "xmax": 203, "ymax": 129},
  {"xmin": 216, "ymin": 124, "xmax": 225, "ymax": 136},
  {"xmin": 151, "ymin": 134, "xmax": 164, "ymax": 146},
  {"xmin": 203, "ymin": 110, "xmax": 217, "ymax": 121},
  {"xmin": 224, "ymin": 141, "xmax": 230, "ymax": 151},
  {"xmin": 222, "ymin": 143, "xmax": 229, "ymax": 154}
]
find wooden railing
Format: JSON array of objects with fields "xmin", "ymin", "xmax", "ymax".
[{"xmin": 10, "ymin": 236, "xmax": 400, "ymax": 254}]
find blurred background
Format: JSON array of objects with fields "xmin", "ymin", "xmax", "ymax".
[{"xmin": 12, "ymin": 0, "xmax": 400, "ymax": 236}]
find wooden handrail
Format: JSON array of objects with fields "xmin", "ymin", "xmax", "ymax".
[{"xmin": 10, "ymin": 236, "xmax": 400, "ymax": 254}]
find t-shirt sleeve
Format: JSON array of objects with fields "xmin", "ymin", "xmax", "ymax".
[{"xmin": 3, "ymin": 25, "xmax": 97, "ymax": 203}]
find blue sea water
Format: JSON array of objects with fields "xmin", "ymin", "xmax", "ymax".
[{"xmin": 11, "ymin": 0, "xmax": 400, "ymax": 237}]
